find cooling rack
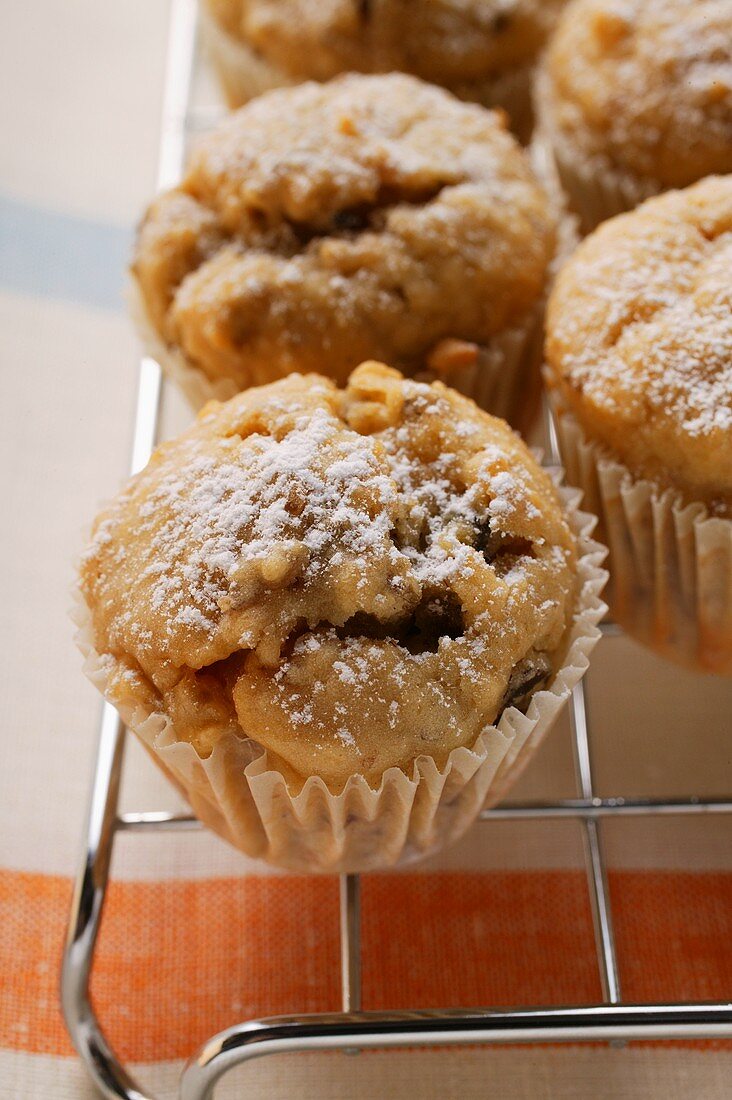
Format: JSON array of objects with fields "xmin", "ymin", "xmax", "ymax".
[{"xmin": 61, "ymin": 1, "xmax": 732, "ymax": 1096}]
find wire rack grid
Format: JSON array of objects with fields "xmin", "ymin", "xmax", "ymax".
[{"xmin": 60, "ymin": 2, "xmax": 732, "ymax": 1097}]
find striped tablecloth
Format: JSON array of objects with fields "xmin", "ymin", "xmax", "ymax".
[{"xmin": 1, "ymin": 3, "xmax": 730, "ymax": 1097}]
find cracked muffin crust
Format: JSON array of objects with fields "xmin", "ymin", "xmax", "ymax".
[
  {"xmin": 546, "ymin": 177, "xmax": 732, "ymax": 516},
  {"xmin": 538, "ymin": 0, "xmax": 732, "ymax": 231},
  {"xmin": 132, "ymin": 73, "xmax": 556, "ymax": 420},
  {"xmin": 81, "ymin": 362, "xmax": 578, "ymax": 791},
  {"xmin": 202, "ymin": 0, "xmax": 567, "ymax": 139}
]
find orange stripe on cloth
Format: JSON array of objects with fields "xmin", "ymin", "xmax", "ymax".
[{"xmin": 1, "ymin": 870, "xmax": 731, "ymax": 1064}]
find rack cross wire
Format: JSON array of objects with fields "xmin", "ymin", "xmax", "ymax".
[{"xmin": 61, "ymin": 2, "xmax": 732, "ymax": 1096}]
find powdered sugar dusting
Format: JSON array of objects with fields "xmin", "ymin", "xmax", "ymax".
[
  {"xmin": 93, "ymin": 382, "xmax": 539, "ymax": 649},
  {"xmin": 548, "ymin": 0, "xmax": 732, "ymax": 184},
  {"xmin": 126, "ymin": 406, "xmax": 403, "ymax": 635},
  {"xmin": 135, "ymin": 71, "xmax": 554, "ymax": 397},
  {"xmin": 84, "ymin": 366, "xmax": 577, "ymax": 776},
  {"xmin": 550, "ymin": 180, "xmax": 732, "ymax": 446}
]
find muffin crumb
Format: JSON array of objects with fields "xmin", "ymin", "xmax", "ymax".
[
  {"xmin": 546, "ymin": 176, "xmax": 732, "ymax": 513},
  {"xmin": 132, "ymin": 73, "xmax": 555, "ymax": 407},
  {"xmin": 82, "ymin": 362, "xmax": 577, "ymax": 788}
]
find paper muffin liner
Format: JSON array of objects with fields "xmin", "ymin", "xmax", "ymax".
[
  {"xmin": 529, "ymin": 134, "xmax": 580, "ymax": 272},
  {"xmin": 550, "ymin": 394, "xmax": 732, "ymax": 675},
  {"xmin": 128, "ymin": 277, "xmax": 241, "ymax": 409},
  {"xmin": 420, "ymin": 298, "xmax": 546, "ymax": 435},
  {"xmin": 421, "ymin": 152, "xmax": 578, "ymax": 429},
  {"xmin": 200, "ymin": 4, "xmax": 293, "ymax": 107},
  {"xmin": 74, "ymin": 480, "xmax": 607, "ymax": 873},
  {"xmin": 534, "ymin": 70, "xmax": 661, "ymax": 235},
  {"xmin": 130, "ymin": 274, "xmax": 546, "ymax": 432}
]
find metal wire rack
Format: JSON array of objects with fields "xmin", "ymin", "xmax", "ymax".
[{"xmin": 61, "ymin": 1, "xmax": 732, "ymax": 1096}]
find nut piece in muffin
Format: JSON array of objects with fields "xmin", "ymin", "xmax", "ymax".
[
  {"xmin": 79, "ymin": 364, "xmax": 583, "ymax": 865},
  {"xmin": 537, "ymin": 0, "xmax": 732, "ymax": 232},
  {"xmin": 202, "ymin": 0, "xmax": 568, "ymax": 140},
  {"xmin": 546, "ymin": 177, "xmax": 732, "ymax": 671},
  {"xmin": 132, "ymin": 73, "xmax": 556, "ymax": 425}
]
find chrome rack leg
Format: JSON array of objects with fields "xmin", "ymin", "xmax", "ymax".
[
  {"xmin": 339, "ymin": 874, "xmax": 362, "ymax": 1014},
  {"xmin": 179, "ymin": 1004, "xmax": 732, "ymax": 1100},
  {"xmin": 61, "ymin": 705, "xmax": 153, "ymax": 1100},
  {"xmin": 544, "ymin": 397, "xmax": 621, "ymax": 1004},
  {"xmin": 60, "ymin": 0, "xmax": 198, "ymax": 1093},
  {"xmin": 569, "ymin": 683, "xmax": 622, "ymax": 1003}
]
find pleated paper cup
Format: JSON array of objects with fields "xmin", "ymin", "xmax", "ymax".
[
  {"xmin": 534, "ymin": 70, "xmax": 660, "ymax": 235},
  {"xmin": 421, "ymin": 171, "xmax": 575, "ymax": 432},
  {"xmin": 550, "ymin": 395, "xmax": 732, "ymax": 675},
  {"xmin": 420, "ymin": 299, "xmax": 546, "ymax": 435},
  {"xmin": 74, "ymin": 481, "xmax": 607, "ymax": 873},
  {"xmin": 128, "ymin": 277, "xmax": 240, "ymax": 410},
  {"xmin": 200, "ymin": 3, "xmax": 292, "ymax": 108},
  {"xmin": 529, "ymin": 133, "xmax": 580, "ymax": 269},
  {"xmin": 130, "ymin": 273, "xmax": 547, "ymax": 432}
]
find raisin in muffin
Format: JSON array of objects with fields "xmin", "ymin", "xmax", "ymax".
[
  {"xmin": 537, "ymin": 0, "xmax": 732, "ymax": 233},
  {"xmin": 545, "ymin": 177, "xmax": 732, "ymax": 673},
  {"xmin": 202, "ymin": 0, "xmax": 568, "ymax": 141},
  {"xmin": 78, "ymin": 362, "xmax": 604, "ymax": 871},
  {"xmin": 132, "ymin": 73, "xmax": 556, "ymax": 427}
]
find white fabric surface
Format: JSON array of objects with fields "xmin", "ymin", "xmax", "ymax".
[{"xmin": 0, "ymin": 1, "xmax": 730, "ymax": 1096}]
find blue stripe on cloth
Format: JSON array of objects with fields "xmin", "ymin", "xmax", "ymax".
[{"xmin": 0, "ymin": 193, "xmax": 132, "ymax": 311}]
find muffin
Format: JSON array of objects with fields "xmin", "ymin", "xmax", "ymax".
[
  {"xmin": 201, "ymin": 0, "xmax": 568, "ymax": 141},
  {"xmin": 131, "ymin": 74, "xmax": 556, "ymax": 428},
  {"xmin": 77, "ymin": 362, "xmax": 605, "ymax": 871},
  {"xmin": 537, "ymin": 0, "xmax": 732, "ymax": 233},
  {"xmin": 545, "ymin": 177, "xmax": 732, "ymax": 673}
]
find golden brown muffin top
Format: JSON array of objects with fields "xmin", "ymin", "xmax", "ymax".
[
  {"xmin": 133, "ymin": 73, "xmax": 555, "ymax": 393},
  {"xmin": 544, "ymin": 0, "xmax": 732, "ymax": 187},
  {"xmin": 82, "ymin": 363, "xmax": 577, "ymax": 790},
  {"xmin": 546, "ymin": 177, "xmax": 732, "ymax": 514},
  {"xmin": 206, "ymin": 0, "xmax": 566, "ymax": 86}
]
